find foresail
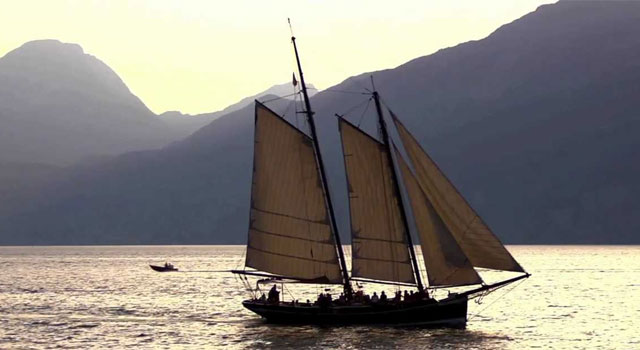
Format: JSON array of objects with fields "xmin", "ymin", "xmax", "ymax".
[
  {"xmin": 245, "ymin": 103, "xmax": 342, "ymax": 284},
  {"xmin": 339, "ymin": 119, "xmax": 415, "ymax": 284},
  {"xmin": 395, "ymin": 146, "xmax": 482, "ymax": 287},
  {"xmin": 392, "ymin": 113, "xmax": 524, "ymax": 273}
]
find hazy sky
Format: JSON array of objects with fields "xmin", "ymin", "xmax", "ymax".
[{"xmin": 1, "ymin": 0, "xmax": 554, "ymax": 115}]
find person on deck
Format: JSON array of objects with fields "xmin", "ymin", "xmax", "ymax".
[
  {"xmin": 338, "ymin": 293, "xmax": 346, "ymax": 305},
  {"xmin": 267, "ymin": 284, "xmax": 279, "ymax": 304},
  {"xmin": 355, "ymin": 289, "xmax": 364, "ymax": 302},
  {"xmin": 380, "ymin": 291, "xmax": 387, "ymax": 303},
  {"xmin": 371, "ymin": 292, "xmax": 379, "ymax": 303},
  {"xmin": 317, "ymin": 293, "xmax": 331, "ymax": 308}
]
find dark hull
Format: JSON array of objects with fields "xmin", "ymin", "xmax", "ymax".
[
  {"xmin": 242, "ymin": 295, "xmax": 468, "ymax": 328},
  {"xmin": 149, "ymin": 265, "xmax": 178, "ymax": 272}
]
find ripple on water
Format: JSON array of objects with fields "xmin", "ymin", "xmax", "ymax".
[{"xmin": 0, "ymin": 245, "xmax": 639, "ymax": 350}]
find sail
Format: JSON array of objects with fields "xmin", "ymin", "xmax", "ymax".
[
  {"xmin": 245, "ymin": 103, "xmax": 342, "ymax": 284},
  {"xmin": 338, "ymin": 119, "xmax": 415, "ymax": 284},
  {"xmin": 392, "ymin": 113, "xmax": 524, "ymax": 272},
  {"xmin": 395, "ymin": 146, "xmax": 483, "ymax": 286}
]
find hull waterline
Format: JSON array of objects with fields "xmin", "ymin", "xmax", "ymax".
[{"xmin": 242, "ymin": 295, "xmax": 468, "ymax": 328}]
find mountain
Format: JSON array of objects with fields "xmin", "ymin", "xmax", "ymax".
[
  {"xmin": 0, "ymin": 40, "xmax": 310, "ymax": 166},
  {"xmin": 0, "ymin": 40, "xmax": 176, "ymax": 165},
  {"xmin": 0, "ymin": 99, "xmax": 286, "ymax": 245},
  {"xmin": 158, "ymin": 82, "xmax": 316, "ymax": 138},
  {"xmin": 1, "ymin": 1, "xmax": 639, "ymax": 244}
]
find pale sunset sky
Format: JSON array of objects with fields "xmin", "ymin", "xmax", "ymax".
[{"xmin": 0, "ymin": 0, "xmax": 554, "ymax": 115}]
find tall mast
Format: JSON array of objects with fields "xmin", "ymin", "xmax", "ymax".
[
  {"xmin": 372, "ymin": 90, "xmax": 425, "ymax": 292},
  {"xmin": 291, "ymin": 35, "xmax": 351, "ymax": 294}
]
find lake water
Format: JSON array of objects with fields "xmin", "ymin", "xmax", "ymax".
[{"xmin": 1, "ymin": 246, "xmax": 638, "ymax": 349}]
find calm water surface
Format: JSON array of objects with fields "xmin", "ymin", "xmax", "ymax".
[{"xmin": 1, "ymin": 246, "xmax": 638, "ymax": 349}]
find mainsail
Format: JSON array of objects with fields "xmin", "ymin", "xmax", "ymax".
[
  {"xmin": 245, "ymin": 103, "xmax": 342, "ymax": 284},
  {"xmin": 338, "ymin": 119, "xmax": 415, "ymax": 284},
  {"xmin": 391, "ymin": 113, "xmax": 524, "ymax": 273},
  {"xmin": 395, "ymin": 146, "xmax": 483, "ymax": 287}
]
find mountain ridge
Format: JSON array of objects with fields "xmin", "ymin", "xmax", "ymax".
[
  {"xmin": 0, "ymin": 39, "xmax": 174, "ymax": 165},
  {"xmin": 1, "ymin": 1, "xmax": 639, "ymax": 245},
  {"xmin": 157, "ymin": 82, "xmax": 316, "ymax": 138},
  {"xmin": 0, "ymin": 39, "xmax": 315, "ymax": 165}
]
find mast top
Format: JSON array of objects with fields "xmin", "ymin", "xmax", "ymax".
[{"xmin": 288, "ymin": 18, "xmax": 294, "ymax": 39}]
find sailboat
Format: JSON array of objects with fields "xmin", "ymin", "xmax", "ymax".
[{"xmin": 231, "ymin": 34, "xmax": 529, "ymax": 328}]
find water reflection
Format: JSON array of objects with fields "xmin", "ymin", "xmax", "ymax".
[
  {"xmin": 0, "ymin": 245, "xmax": 638, "ymax": 349},
  {"xmin": 236, "ymin": 323, "xmax": 511, "ymax": 350}
]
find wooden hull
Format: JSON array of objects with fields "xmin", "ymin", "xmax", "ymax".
[
  {"xmin": 242, "ymin": 295, "xmax": 468, "ymax": 328},
  {"xmin": 149, "ymin": 265, "xmax": 178, "ymax": 272}
]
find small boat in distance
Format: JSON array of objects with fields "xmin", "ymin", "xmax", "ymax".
[{"xmin": 149, "ymin": 262, "xmax": 178, "ymax": 272}]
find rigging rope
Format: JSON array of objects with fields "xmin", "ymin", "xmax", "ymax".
[
  {"xmin": 283, "ymin": 283, "xmax": 296, "ymax": 302},
  {"xmin": 467, "ymin": 278, "xmax": 527, "ymax": 321},
  {"xmin": 335, "ymin": 96, "xmax": 373, "ymax": 125},
  {"xmin": 308, "ymin": 87, "xmax": 369, "ymax": 95},
  {"xmin": 356, "ymin": 97, "xmax": 373, "ymax": 127},
  {"xmin": 281, "ymin": 97, "xmax": 296, "ymax": 120},
  {"xmin": 259, "ymin": 92, "xmax": 298, "ymax": 104},
  {"xmin": 295, "ymin": 42, "xmax": 372, "ymax": 93}
]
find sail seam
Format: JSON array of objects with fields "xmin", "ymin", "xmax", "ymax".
[
  {"xmin": 247, "ymin": 246, "xmax": 338, "ymax": 264},
  {"xmin": 353, "ymin": 256, "xmax": 412, "ymax": 264},
  {"xmin": 251, "ymin": 207, "xmax": 327, "ymax": 224},
  {"xmin": 249, "ymin": 228, "xmax": 333, "ymax": 244},
  {"xmin": 352, "ymin": 237, "xmax": 407, "ymax": 244}
]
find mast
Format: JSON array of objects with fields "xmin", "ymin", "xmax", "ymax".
[
  {"xmin": 372, "ymin": 90, "xmax": 425, "ymax": 292},
  {"xmin": 291, "ymin": 35, "xmax": 351, "ymax": 294}
]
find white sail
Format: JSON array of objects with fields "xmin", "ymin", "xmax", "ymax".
[
  {"xmin": 392, "ymin": 113, "xmax": 524, "ymax": 272},
  {"xmin": 395, "ymin": 146, "xmax": 483, "ymax": 287},
  {"xmin": 339, "ymin": 119, "xmax": 415, "ymax": 284},
  {"xmin": 245, "ymin": 103, "xmax": 342, "ymax": 284}
]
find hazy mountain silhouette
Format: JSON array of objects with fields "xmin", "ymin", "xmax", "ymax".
[
  {"xmin": 0, "ymin": 40, "xmax": 177, "ymax": 165},
  {"xmin": 158, "ymin": 82, "xmax": 316, "ymax": 138},
  {"xmin": 0, "ymin": 40, "xmax": 311, "ymax": 166},
  {"xmin": 1, "ymin": 1, "xmax": 639, "ymax": 244}
]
